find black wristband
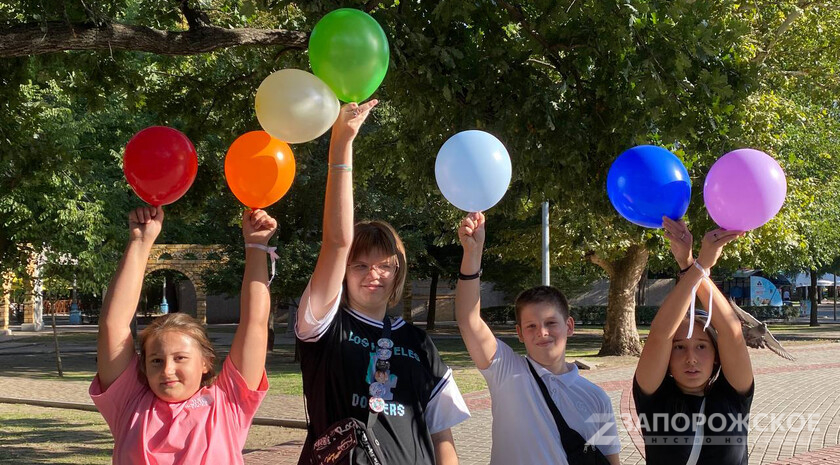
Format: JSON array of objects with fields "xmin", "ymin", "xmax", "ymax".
[
  {"xmin": 458, "ymin": 268, "xmax": 482, "ymax": 281},
  {"xmin": 679, "ymin": 262, "xmax": 694, "ymax": 275}
]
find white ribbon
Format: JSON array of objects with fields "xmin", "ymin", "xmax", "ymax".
[
  {"xmin": 245, "ymin": 243, "xmax": 279, "ymax": 286},
  {"xmin": 687, "ymin": 261, "xmax": 713, "ymax": 339},
  {"xmin": 686, "ymin": 398, "xmax": 707, "ymax": 465}
]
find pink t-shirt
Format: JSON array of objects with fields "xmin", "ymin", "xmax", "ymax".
[{"xmin": 90, "ymin": 355, "xmax": 268, "ymax": 465}]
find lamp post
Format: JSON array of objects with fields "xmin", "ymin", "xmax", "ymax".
[
  {"xmin": 542, "ymin": 201, "xmax": 550, "ymax": 286},
  {"xmin": 68, "ymin": 276, "xmax": 81, "ymax": 324}
]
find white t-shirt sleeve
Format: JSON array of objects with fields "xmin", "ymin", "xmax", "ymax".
[
  {"xmin": 294, "ymin": 282, "xmax": 342, "ymax": 342},
  {"xmin": 478, "ymin": 338, "xmax": 517, "ymax": 388},
  {"xmin": 424, "ymin": 368, "xmax": 471, "ymax": 434},
  {"xmin": 592, "ymin": 389, "xmax": 622, "ymax": 456}
]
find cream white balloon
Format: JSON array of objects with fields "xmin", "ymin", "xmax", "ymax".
[{"xmin": 255, "ymin": 69, "xmax": 340, "ymax": 144}]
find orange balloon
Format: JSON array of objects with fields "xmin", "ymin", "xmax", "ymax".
[{"xmin": 225, "ymin": 131, "xmax": 296, "ymax": 208}]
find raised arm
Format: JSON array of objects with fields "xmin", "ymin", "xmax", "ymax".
[
  {"xmin": 662, "ymin": 218, "xmax": 753, "ymax": 394},
  {"xmin": 97, "ymin": 206, "xmax": 163, "ymax": 390},
  {"xmin": 706, "ymin": 282, "xmax": 754, "ymax": 393},
  {"xmin": 299, "ymin": 100, "xmax": 378, "ymax": 331},
  {"xmin": 455, "ymin": 212, "xmax": 497, "ymax": 370},
  {"xmin": 635, "ymin": 221, "xmax": 742, "ymax": 395},
  {"xmin": 229, "ymin": 209, "xmax": 277, "ymax": 389},
  {"xmin": 432, "ymin": 429, "xmax": 459, "ymax": 465}
]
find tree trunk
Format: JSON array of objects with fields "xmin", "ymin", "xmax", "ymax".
[
  {"xmin": 49, "ymin": 298, "xmax": 63, "ymax": 377},
  {"xmin": 636, "ymin": 266, "xmax": 648, "ymax": 306},
  {"xmin": 289, "ymin": 299, "xmax": 300, "ymax": 362},
  {"xmin": 266, "ymin": 301, "xmax": 276, "ymax": 352},
  {"xmin": 589, "ymin": 244, "xmax": 648, "ymax": 356},
  {"xmin": 402, "ymin": 285, "xmax": 413, "ymax": 323},
  {"xmin": 810, "ymin": 270, "xmax": 820, "ymax": 326},
  {"xmin": 426, "ymin": 269, "xmax": 439, "ymax": 331}
]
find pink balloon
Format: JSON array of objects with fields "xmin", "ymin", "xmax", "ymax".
[{"xmin": 703, "ymin": 149, "xmax": 787, "ymax": 231}]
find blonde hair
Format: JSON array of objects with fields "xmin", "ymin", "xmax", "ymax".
[
  {"xmin": 137, "ymin": 313, "xmax": 217, "ymax": 387},
  {"xmin": 343, "ymin": 220, "xmax": 407, "ymax": 308}
]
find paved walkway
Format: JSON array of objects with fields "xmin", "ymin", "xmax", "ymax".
[{"xmin": 3, "ymin": 325, "xmax": 840, "ymax": 464}]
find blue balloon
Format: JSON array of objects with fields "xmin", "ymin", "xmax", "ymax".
[
  {"xmin": 435, "ymin": 130, "xmax": 512, "ymax": 212},
  {"xmin": 607, "ymin": 145, "xmax": 691, "ymax": 228}
]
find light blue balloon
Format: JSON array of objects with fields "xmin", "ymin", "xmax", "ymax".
[{"xmin": 435, "ymin": 130, "xmax": 512, "ymax": 212}]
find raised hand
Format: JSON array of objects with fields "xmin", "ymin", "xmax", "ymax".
[
  {"xmin": 332, "ymin": 99, "xmax": 379, "ymax": 142},
  {"xmin": 695, "ymin": 228, "xmax": 744, "ymax": 271},
  {"xmin": 458, "ymin": 212, "xmax": 486, "ymax": 255},
  {"xmin": 129, "ymin": 206, "xmax": 164, "ymax": 244},
  {"xmin": 242, "ymin": 209, "xmax": 278, "ymax": 246},
  {"xmin": 662, "ymin": 217, "xmax": 693, "ymax": 269}
]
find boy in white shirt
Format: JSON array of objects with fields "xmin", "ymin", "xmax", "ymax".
[{"xmin": 455, "ymin": 212, "xmax": 621, "ymax": 465}]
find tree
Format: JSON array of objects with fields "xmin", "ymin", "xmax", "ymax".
[
  {"xmin": 0, "ymin": 1, "xmax": 306, "ymax": 57},
  {"xmin": 718, "ymin": 1, "xmax": 840, "ymax": 329},
  {"xmin": 3, "ymin": 0, "xmax": 839, "ymax": 353},
  {"xmin": 374, "ymin": 0, "xmax": 760, "ymax": 355}
]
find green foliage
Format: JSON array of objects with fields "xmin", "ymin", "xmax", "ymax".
[{"xmin": 1, "ymin": 0, "xmax": 838, "ymax": 321}]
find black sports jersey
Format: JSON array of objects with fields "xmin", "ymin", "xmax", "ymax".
[{"xmin": 297, "ymin": 307, "xmax": 459, "ymax": 465}]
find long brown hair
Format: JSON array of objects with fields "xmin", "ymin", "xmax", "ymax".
[
  {"xmin": 668, "ymin": 310, "xmax": 721, "ymax": 394},
  {"xmin": 137, "ymin": 313, "xmax": 217, "ymax": 387},
  {"xmin": 343, "ymin": 220, "xmax": 408, "ymax": 308}
]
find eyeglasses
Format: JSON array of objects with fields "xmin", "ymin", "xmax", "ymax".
[{"xmin": 348, "ymin": 262, "xmax": 398, "ymax": 278}]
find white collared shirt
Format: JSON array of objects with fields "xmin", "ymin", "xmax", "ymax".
[{"xmin": 480, "ymin": 338, "xmax": 621, "ymax": 465}]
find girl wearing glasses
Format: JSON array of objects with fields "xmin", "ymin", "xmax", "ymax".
[{"xmin": 294, "ymin": 100, "xmax": 470, "ymax": 465}]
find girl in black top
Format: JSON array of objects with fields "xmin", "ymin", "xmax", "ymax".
[
  {"xmin": 294, "ymin": 100, "xmax": 469, "ymax": 465},
  {"xmin": 634, "ymin": 218, "xmax": 754, "ymax": 465}
]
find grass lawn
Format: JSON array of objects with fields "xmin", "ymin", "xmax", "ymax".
[
  {"xmin": 261, "ymin": 331, "xmax": 617, "ymax": 396},
  {"xmin": 12, "ymin": 332, "xmax": 98, "ymax": 344},
  {"xmin": 767, "ymin": 324, "xmax": 840, "ymax": 332},
  {"xmin": 0, "ymin": 404, "xmax": 113, "ymax": 464}
]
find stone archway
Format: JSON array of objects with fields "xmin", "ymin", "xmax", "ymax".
[{"xmin": 145, "ymin": 245, "xmax": 224, "ymax": 323}]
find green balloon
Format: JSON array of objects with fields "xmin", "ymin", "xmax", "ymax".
[{"xmin": 309, "ymin": 9, "xmax": 390, "ymax": 103}]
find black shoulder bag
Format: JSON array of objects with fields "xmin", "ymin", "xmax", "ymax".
[
  {"xmin": 527, "ymin": 360, "xmax": 611, "ymax": 465},
  {"xmin": 310, "ymin": 318, "xmax": 391, "ymax": 465}
]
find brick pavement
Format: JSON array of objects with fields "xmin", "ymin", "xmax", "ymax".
[
  {"xmin": 3, "ymin": 334, "xmax": 840, "ymax": 464},
  {"xmin": 252, "ymin": 342, "xmax": 840, "ymax": 465}
]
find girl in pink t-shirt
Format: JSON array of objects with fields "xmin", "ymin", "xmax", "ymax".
[{"xmin": 90, "ymin": 206, "xmax": 276, "ymax": 464}]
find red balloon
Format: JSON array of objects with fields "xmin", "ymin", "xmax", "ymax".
[{"xmin": 123, "ymin": 126, "xmax": 198, "ymax": 206}]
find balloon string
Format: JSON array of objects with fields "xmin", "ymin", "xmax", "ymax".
[
  {"xmin": 704, "ymin": 282, "xmax": 714, "ymax": 332},
  {"xmin": 687, "ymin": 261, "xmax": 712, "ymax": 339},
  {"xmin": 245, "ymin": 243, "xmax": 279, "ymax": 286}
]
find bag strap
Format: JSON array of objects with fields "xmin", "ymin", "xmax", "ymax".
[
  {"xmin": 527, "ymin": 359, "xmax": 591, "ymax": 454},
  {"xmin": 685, "ymin": 398, "xmax": 706, "ymax": 465},
  {"xmin": 300, "ymin": 337, "xmax": 312, "ymax": 434},
  {"xmin": 367, "ymin": 316, "xmax": 392, "ymax": 430}
]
